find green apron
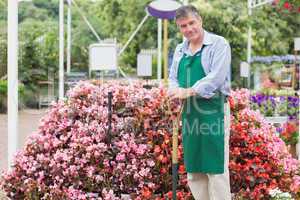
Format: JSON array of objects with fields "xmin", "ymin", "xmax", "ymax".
[{"xmin": 177, "ymin": 48, "xmax": 225, "ymax": 174}]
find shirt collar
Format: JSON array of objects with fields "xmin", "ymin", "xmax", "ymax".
[
  {"xmin": 203, "ymin": 30, "xmax": 213, "ymax": 45},
  {"xmin": 182, "ymin": 30, "xmax": 213, "ymax": 55}
]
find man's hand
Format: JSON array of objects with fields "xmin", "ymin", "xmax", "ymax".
[{"xmin": 167, "ymin": 88, "xmax": 196, "ymax": 99}]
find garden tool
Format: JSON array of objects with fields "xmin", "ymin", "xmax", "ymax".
[{"xmin": 166, "ymin": 98, "xmax": 184, "ymax": 200}]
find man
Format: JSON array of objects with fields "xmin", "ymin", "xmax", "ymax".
[{"xmin": 168, "ymin": 5, "xmax": 231, "ymax": 200}]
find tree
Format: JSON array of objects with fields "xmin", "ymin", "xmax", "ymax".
[
  {"xmin": 19, "ymin": 19, "xmax": 59, "ymax": 91},
  {"xmin": 194, "ymin": 0, "xmax": 300, "ymax": 87},
  {"xmin": 0, "ymin": 0, "xmax": 299, "ymax": 88}
]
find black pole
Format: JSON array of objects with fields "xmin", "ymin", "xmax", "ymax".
[
  {"xmin": 106, "ymin": 92, "xmax": 113, "ymax": 144},
  {"xmin": 172, "ymin": 163, "xmax": 178, "ymax": 200},
  {"xmin": 172, "ymin": 113, "xmax": 180, "ymax": 200},
  {"xmin": 171, "ymin": 102, "xmax": 184, "ymax": 200}
]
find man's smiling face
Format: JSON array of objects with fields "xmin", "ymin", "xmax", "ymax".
[{"xmin": 176, "ymin": 14, "xmax": 203, "ymax": 43}]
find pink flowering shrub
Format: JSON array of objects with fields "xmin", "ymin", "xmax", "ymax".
[
  {"xmin": 1, "ymin": 80, "xmax": 191, "ymax": 199},
  {"xmin": 1, "ymin": 81, "xmax": 299, "ymax": 199}
]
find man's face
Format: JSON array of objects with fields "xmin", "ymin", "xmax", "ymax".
[{"xmin": 176, "ymin": 14, "xmax": 203, "ymax": 43}]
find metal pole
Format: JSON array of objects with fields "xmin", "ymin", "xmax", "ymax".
[
  {"xmin": 7, "ymin": 0, "xmax": 18, "ymax": 169},
  {"xmin": 117, "ymin": 13, "xmax": 149, "ymax": 79},
  {"xmin": 59, "ymin": 0, "xmax": 64, "ymax": 99},
  {"xmin": 246, "ymin": 0, "xmax": 276, "ymax": 89},
  {"xmin": 118, "ymin": 13, "xmax": 149, "ymax": 56},
  {"xmin": 106, "ymin": 92, "xmax": 113, "ymax": 144},
  {"xmin": 247, "ymin": 0, "xmax": 252, "ymax": 89},
  {"xmin": 157, "ymin": 19, "xmax": 162, "ymax": 81},
  {"xmin": 67, "ymin": 0, "xmax": 72, "ymax": 74},
  {"xmin": 163, "ymin": 19, "xmax": 168, "ymax": 85},
  {"xmin": 72, "ymin": 0, "xmax": 102, "ymax": 42}
]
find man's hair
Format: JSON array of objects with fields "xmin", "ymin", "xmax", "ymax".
[{"xmin": 175, "ymin": 5, "xmax": 201, "ymax": 21}]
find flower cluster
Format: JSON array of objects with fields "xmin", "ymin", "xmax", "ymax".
[
  {"xmin": 250, "ymin": 90, "xmax": 299, "ymax": 146},
  {"xmin": 269, "ymin": 188, "xmax": 293, "ymax": 200},
  {"xmin": 0, "ymin": 80, "xmax": 191, "ymax": 199},
  {"xmin": 1, "ymin": 81, "xmax": 300, "ymax": 199},
  {"xmin": 230, "ymin": 89, "xmax": 300, "ymax": 199},
  {"xmin": 272, "ymin": 0, "xmax": 300, "ymax": 13},
  {"xmin": 250, "ymin": 92, "xmax": 299, "ymax": 119},
  {"xmin": 277, "ymin": 122, "xmax": 299, "ymax": 146}
]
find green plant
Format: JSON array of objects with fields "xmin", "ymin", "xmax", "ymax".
[{"xmin": 0, "ymin": 80, "xmax": 25, "ymax": 113}]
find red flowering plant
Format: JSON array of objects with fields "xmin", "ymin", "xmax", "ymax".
[
  {"xmin": 230, "ymin": 89, "xmax": 300, "ymax": 199},
  {"xmin": 277, "ymin": 121, "xmax": 299, "ymax": 146},
  {"xmin": 272, "ymin": 0, "xmax": 300, "ymax": 13}
]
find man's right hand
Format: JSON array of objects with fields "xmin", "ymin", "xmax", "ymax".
[{"xmin": 167, "ymin": 88, "xmax": 196, "ymax": 100}]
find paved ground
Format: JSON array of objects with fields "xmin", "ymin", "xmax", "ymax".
[{"xmin": 0, "ymin": 109, "xmax": 47, "ymax": 172}]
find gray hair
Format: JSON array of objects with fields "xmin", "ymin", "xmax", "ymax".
[{"xmin": 175, "ymin": 5, "xmax": 201, "ymax": 21}]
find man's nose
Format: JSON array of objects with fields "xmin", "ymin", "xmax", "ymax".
[{"xmin": 186, "ymin": 25, "xmax": 193, "ymax": 32}]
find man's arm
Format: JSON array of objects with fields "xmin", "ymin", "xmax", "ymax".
[
  {"xmin": 191, "ymin": 40, "xmax": 231, "ymax": 98},
  {"xmin": 167, "ymin": 44, "xmax": 196, "ymax": 99},
  {"xmin": 168, "ymin": 45, "xmax": 181, "ymax": 89},
  {"xmin": 168, "ymin": 44, "xmax": 198, "ymax": 99}
]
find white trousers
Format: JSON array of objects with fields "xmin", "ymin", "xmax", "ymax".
[{"xmin": 187, "ymin": 102, "xmax": 231, "ymax": 200}]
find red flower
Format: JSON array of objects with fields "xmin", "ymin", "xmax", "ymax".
[
  {"xmin": 161, "ymin": 156, "xmax": 168, "ymax": 164},
  {"xmin": 141, "ymin": 187, "xmax": 152, "ymax": 199},
  {"xmin": 283, "ymin": 1, "xmax": 291, "ymax": 9},
  {"xmin": 160, "ymin": 167, "xmax": 167, "ymax": 174},
  {"xmin": 178, "ymin": 165, "xmax": 185, "ymax": 174},
  {"xmin": 166, "ymin": 191, "xmax": 172, "ymax": 199},
  {"xmin": 154, "ymin": 145, "xmax": 161, "ymax": 154}
]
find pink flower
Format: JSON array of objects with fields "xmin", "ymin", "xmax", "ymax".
[{"xmin": 116, "ymin": 153, "xmax": 125, "ymax": 161}]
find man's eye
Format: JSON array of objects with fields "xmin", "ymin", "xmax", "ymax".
[
  {"xmin": 189, "ymin": 21, "xmax": 195, "ymax": 26},
  {"xmin": 180, "ymin": 25, "xmax": 187, "ymax": 28}
]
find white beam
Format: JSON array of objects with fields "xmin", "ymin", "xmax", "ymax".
[
  {"xmin": 67, "ymin": 0, "xmax": 72, "ymax": 73},
  {"xmin": 118, "ymin": 13, "xmax": 149, "ymax": 56},
  {"xmin": 59, "ymin": 0, "xmax": 64, "ymax": 99},
  {"xmin": 72, "ymin": 0, "xmax": 101, "ymax": 42},
  {"xmin": 247, "ymin": 26, "xmax": 252, "ymax": 88},
  {"xmin": 249, "ymin": 0, "xmax": 274, "ymax": 9},
  {"xmin": 7, "ymin": 0, "xmax": 18, "ymax": 169},
  {"xmin": 247, "ymin": 0, "xmax": 273, "ymax": 88}
]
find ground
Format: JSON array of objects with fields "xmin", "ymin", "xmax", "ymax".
[{"xmin": 0, "ymin": 109, "xmax": 47, "ymax": 172}]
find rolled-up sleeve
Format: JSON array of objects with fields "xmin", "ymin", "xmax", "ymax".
[
  {"xmin": 168, "ymin": 45, "xmax": 182, "ymax": 89},
  {"xmin": 191, "ymin": 40, "xmax": 231, "ymax": 98}
]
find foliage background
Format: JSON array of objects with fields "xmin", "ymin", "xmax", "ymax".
[{"xmin": 0, "ymin": 0, "xmax": 299, "ymax": 93}]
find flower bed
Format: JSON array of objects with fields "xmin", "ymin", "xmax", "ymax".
[
  {"xmin": 1, "ymin": 82, "xmax": 300, "ymax": 199},
  {"xmin": 230, "ymin": 89, "xmax": 300, "ymax": 199},
  {"xmin": 250, "ymin": 89, "xmax": 299, "ymax": 146},
  {"xmin": 250, "ymin": 90, "xmax": 299, "ymax": 119},
  {"xmin": 1, "ymin": 81, "xmax": 192, "ymax": 199}
]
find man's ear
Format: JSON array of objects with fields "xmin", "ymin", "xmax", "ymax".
[{"xmin": 198, "ymin": 16, "xmax": 203, "ymax": 25}]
